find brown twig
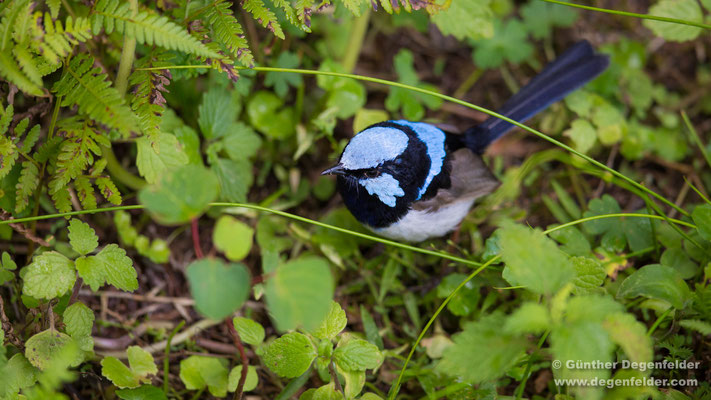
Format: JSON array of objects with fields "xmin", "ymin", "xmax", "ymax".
[
  {"xmin": 191, "ymin": 218, "xmax": 204, "ymax": 259},
  {"xmin": 0, "ymin": 212, "xmax": 51, "ymax": 247},
  {"xmin": 328, "ymin": 360, "xmax": 344, "ymax": 394},
  {"xmin": 227, "ymin": 319, "xmax": 249, "ymax": 400}
]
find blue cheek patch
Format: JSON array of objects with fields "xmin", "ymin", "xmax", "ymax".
[
  {"xmin": 359, "ymin": 173, "xmax": 405, "ymax": 207},
  {"xmin": 341, "ymin": 127, "xmax": 409, "ymax": 170},
  {"xmin": 392, "ymin": 120, "xmax": 446, "ymax": 200}
]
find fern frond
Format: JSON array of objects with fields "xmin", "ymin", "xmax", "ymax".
[
  {"xmin": 49, "ymin": 117, "xmax": 108, "ymax": 195},
  {"xmin": 14, "ymin": 161, "xmax": 38, "ymax": 213},
  {"xmin": 34, "ymin": 136, "xmax": 62, "ymax": 163},
  {"xmin": 244, "ymin": 0, "xmax": 285, "ymax": 39},
  {"xmin": 51, "ymin": 184, "xmax": 71, "ymax": 213},
  {"xmin": 21, "ymin": 124, "xmax": 40, "ymax": 153},
  {"xmin": 272, "ymin": 0, "xmax": 307, "ymax": 31},
  {"xmin": 0, "ymin": 0, "xmax": 30, "ymax": 50},
  {"xmin": 13, "ymin": 46, "xmax": 42, "ymax": 86},
  {"xmin": 339, "ymin": 0, "xmax": 365, "ymax": 17},
  {"xmin": 0, "ymin": 135, "xmax": 18, "ymax": 181},
  {"xmin": 294, "ymin": 0, "xmax": 314, "ymax": 28},
  {"xmin": 74, "ymin": 176, "xmax": 97, "ymax": 210},
  {"xmin": 33, "ymin": 12, "xmax": 93, "ymax": 65},
  {"xmin": 11, "ymin": 0, "xmax": 33, "ymax": 44},
  {"xmin": 0, "ymin": 51, "xmax": 44, "ymax": 96},
  {"xmin": 52, "ymin": 55, "xmax": 140, "ymax": 136},
  {"xmin": 0, "ymin": 104, "xmax": 12, "ymax": 134},
  {"xmin": 92, "ymin": 0, "xmax": 221, "ymax": 58},
  {"xmin": 202, "ymin": 0, "xmax": 254, "ymax": 67},
  {"xmin": 96, "ymin": 176, "xmax": 122, "ymax": 205},
  {"xmin": 48, "ymin": 0, "xmax": 61, "ymax": 19},
  {"xmin": 129, "ymin": 52, "xmax": 172, "ymax": 137}
]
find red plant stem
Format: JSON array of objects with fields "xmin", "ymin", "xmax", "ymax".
[
  {"xmin": 191, "ymin": 218, "xmax": 204, "ymax": 259},
  {"xmin": 227, "ymin": 319, "xmax": 248, "ymax": 400}
]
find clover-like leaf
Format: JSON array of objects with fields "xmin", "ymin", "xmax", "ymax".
[
  {"xmin": 186, "ymin": 259, "xmax": 250, "ymax": 320},
  {"xmin": 68, "ymin": 219, "xmax": 98, "ymax": 255}
]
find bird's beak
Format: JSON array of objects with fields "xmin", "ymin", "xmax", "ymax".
[{"xmin": 321, "ymin": 164, "xmax": 346, "ymax": 176}]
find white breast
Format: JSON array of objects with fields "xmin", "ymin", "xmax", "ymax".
[{"xmin": 373, "ymin": 198, "xmax": 476, "ymax": 242}]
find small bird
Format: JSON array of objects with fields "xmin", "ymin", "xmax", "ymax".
[{"xmin": 322, "ymin": 41, "xmax": 609, "ymax": 242}]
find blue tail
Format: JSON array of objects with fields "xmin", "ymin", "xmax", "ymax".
[{"xmin": 464, "ymin": 40, "xmax": 609, "ymax": 154}]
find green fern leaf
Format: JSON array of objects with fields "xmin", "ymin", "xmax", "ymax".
[
  {"xmin": 202, "ymin": 0, "xmax": 254, "ymax": 66},
  {"xmin": 49, "ymin": 117, "xmax": 107, "ymax": 194},
  {"xmin": 0, "ymin": 1, "xmax": 42, "ymax": 95},
  {"xmin": 129, "ymin": 52, "xmax": 172, "ymax": 136},
  {"xmin": 48, "ymin": 0, "xmax": 61, "ymax": 19},
  {"xmin": 33, "ymin": 13, "xmax": 93, "ymax": 65},
  {"xmin": 244, "ymin": 0, "xmax": 285, "ymax": 39},
  {"xmin": 294, "ymin": 0, "xmax": 314, "ymax": 28},
  {"xmin": 0, "ymin": 52, "xmax": 44, "ymax": 96},
  {"xmin": 14, "ymin": 117, "xmax": 29, "ymax": 138},
  {"xmin": 13, "ymin": 46, "xmax": 42, "ymax": 86},
  {"xmin": 0, "ymin": 0, "xmax": 30, "ymax": 50},
  {"xmin": 0, "ymin": 104, "xmax": 12, "ymax": 133},
  {"xmin": 51, "ymin": 184, "xmax": 71, "ymax": 213},
  {"xmin": 339, "ymin": 0, "xmax": 364, "ymax": 16},
  {"xmin": 93, "ymin": 0, "xmax": 221, "ymax": 58},
  {"xmin": 34, "ymin": 136, "xmax": 62, "ymax": 163},
  {"xmin": 52, "ymin": 55, "xmax": 140, "ymax": 136},
  {"xmin": 11, "ymin": 0, "xmax": 33, "ymax": 44},
  {"xmin": 272, "ymin": 0, "xmax": 307, "ymax": 30},
  {"xmin": 15, "ymin": 160, "xmax": 38, "ymax": 213},
  {"xmin": 96, "ymin": 176, "xmax": 122, "ymax": 205},
  {"xmin": 20, "ymin": 124, "xmax": 40, "ymax": 153},
  {"xmin": 0, "ymin": 135, "xmax": 18, "ymax": 180},
  {"xmin": 74, "ymin": 176, "xmax": 97, "ymax": 210}
]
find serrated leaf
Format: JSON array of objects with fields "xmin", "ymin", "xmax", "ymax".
[
  {"xmin": 333, "ymin": 338, "xmax": 383, "ymax": 372},
  {"xmin": 233, "ymin": 317, "xmax": 265, "ymax": 345},
  {"xmin": 0, "ymin": 354, "xmax": 37, "ymax": 396},
  {"xmin": 265, "ymin": 256, "xmax": 334, "ymax": 331},
  {"xmin": 309, "ymin": 301, "xmax": 347, "ymax": 340},
  {"xmin": 564, "ymin": 118, "xmax": 597, "ymax": 154},
  {"xmin": 617, "ymin": 264, "xmax": 691, "ymax": 309},
  {"xmin": 23, "ymin": 251, "xmax": 76, "ymax": 300},
  {"xmin": 198, "ymin": 87, "xmax": 238, "ymax": 140},
  {"xmin": 186, "ymin": 259, "xmax": 250, "ymax": 320},
  {"xmin": 227, "ymin": 365, "xmax": 258, "ymax": 392},
  {"xmin": 221, "ymin": 122, "xmax": 262, "ymax": 161},
  {"xmin": 179, "ymin": 355, "xmax": 229, "ymax": 397},
  {"xmin": 25, "ymin": 330, "xmax": 81, "ymax": 370},
  {"xmin": 63, "ymin": 302, "xmax": 94, "ymax": 338},
  {"xmin": 644, "ymin": 0, "xmax": 702, "ymax": 42},
  {"xmin": 503, "ymin": 302, "xmax": 550, "ymax": 335},
  {"xmin": 471, "ymin": 18, "xmax": 533, "ymax": 69},
  {"xmin": 138, "ymin": 164, "xmax": 219, "ymax": 225},
  {"xmin": 571, "ymin": 256, "xmax": 606, "ymax": 295},
  {"xmin": 260, "ymin": 332, "xmax": 316, "ymax": 378},
  {"xmin": 431, "ymin": 0, "xmax": 493, "ymax": 41},
  {"xmin": 213, "ymin": 215, "xmax": 254, "ymax": 261},
  {"xmin": 68, "ymin": 219, "xmax": 99, "ymax": 255},
  {"xmin": 75, "ymin": 244, "xmax": 138, "ymax": 292},
  {"xmin": 127, "ymin": 346, "xmax": 157, "ymax": 378},
  {"xmin": 680, "ymin": 319, "xmax": 711, "ymax": 335},
  {"xmin": 136, "ymin": 133, "xmax": 189, "ymax": 184},
  {"xmin": 14, "ymin": 161, "xmax": 38, "ymax": 213},
  {"xmin": 520, "ymin": 0, "xmax": 577, "ymax": 39},
  {"xmin": 102, "ymin": 356, "xmax": 140, "ymax": 388},
  {"xmin": 603, "ymin": 312, "xmax": 652, "ymax": 364}
]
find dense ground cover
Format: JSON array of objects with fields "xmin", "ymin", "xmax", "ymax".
[{"xmin": 1, "ymin": 0, "xmax": 710, "ymax": 398}]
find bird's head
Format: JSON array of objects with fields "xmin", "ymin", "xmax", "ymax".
[{"xmin": 322, "ymin": 121, "xmax": 442, "ymax": 228}]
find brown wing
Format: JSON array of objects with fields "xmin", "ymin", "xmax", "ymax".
[{"xmin": 412, "ymin": 148, "xmax": 500, "ymax": 212}]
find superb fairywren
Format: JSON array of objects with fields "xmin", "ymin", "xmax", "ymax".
[{"xmin": 322, "ymin": 41, "xmax": 609, "ymax": 242}]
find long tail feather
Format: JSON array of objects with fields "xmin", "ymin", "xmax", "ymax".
[{"xmin": 464, "ymin": 40, "xmax": 609, "ymax": 154}]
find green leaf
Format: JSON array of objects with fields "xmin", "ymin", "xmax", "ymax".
[
  {"xmin": 431, "ymin": 0, "xmax": 493, "ymax": 41},
  {"xmin": 353, "ymin": 109, "xmax": 389, "ymax": 133},
  {"xmin": 499, "ymin": 223, "xmax": 575, "ymax": 295},
  {"xmin": 0, "ymin": 354, "xmax": 37, "ymax": 396},
  {"xmin": 265, "ymin": 256, "xmax": 334, "ymax": 331},
  {"xmin": 233, "ymin": 317, "xmax": 265, "ymax": 345},
  {"xmin": 116, "ymin": 385, "xmax": 169, "ymax": 400},
  {"xmin": 186, "ymin": 259, "xmax": 250, "ymax": 320},
  {"xmin": 23, "ymin": 251, "xmax": 76, "ymax": 300},
  {"xmin": 563, "ymin": 118, "xmax": 597, "ymax": 154},
  {"xmin": 679, "ymin": 319, "xmax": 711, "ymax": 335},
  {"xmin": 471, "ymin": 19, "xmax": 533, "ymax": 69},
  {"xmin": 179, "ymin": 356, "xmax": 229, "ymax": 397},
  {"xmin": 571, "ymin": 256, "xmax": 606, "ymax": 295},
  {"xmin": 227, "ymin": 365, "xmax": 258, "ymax": 392},
  {"xmin": 211, "ymin": 158, "xmax": 252, "ymax": 203},
  {"xmin": 139, "ymin": 164, "xmax": 219, "ymax": 225},
  {"xmin": 63, "ymin": 302, "xmax": 94, "ymax": 338},
  {"xmin": 213, "ymin": 215, "xmax": 254, "ymax": 261},
  {"xmin": 198, "ymin": 87, "xmax": 238, "ymax": 140},
  {"xmin": 582, "ymin": 195, "xmax": 626, "ymax": 252},
  {"xmin": 644, "ymin": 0, "xmax": 702, "ymax": 42},
  {"xmin": 265, "ymin": 52, "xmax": 302, "ymax": 98},
  {"xmin": 76, "ymin": 244, "xmax": 138, "ymax": 292},
  {"xmin": 333, "ymin": 337, "xmax": 383, "ymax": 372},
  {"xmin": 26, "ymin": 330, "xmax": 81, "ymax": 370},
  {"xmin": 326, "ymin": 79, "xmax": 366, "ymax": 119},
  {"xmin": 692, "ymin": 204, "xmax": 711, "ymax": 241},
  {"xmin": 127, "ymin": 346, "xmax": 158, "ymax": 378},
  {"xmin": 617, "ymin": 264, "xmax": 691, "ymax": 309},
  {"xmin": 603, "ymin": 313, "xmax": 653, "ymax": 364},
  {"xmin": 246, "ymin": 91, "xmax": 295, "ymax": 139},
  {"xmin": 661, "ymin": 248, "xmax": 698, "ymax": 279},
  {"xmin": 309, "ymin": 301, "xmax": 347, "ymax": 340},
  {"xmin": 437, "ymin": 313, "xmax": 527, "ymax": 383},
  {"xmin": 222, "ymin": 122, "xmax": 262, "ymax": 161},
  {"xmin": 102, "ymin": 356, "xmax": 141, "ymax": 388},
  {"xmin": 68, "ymin": 219, "xmax": 99, "ymax": 256},
  {"xmin": 520, "ymin": 0, "xmax": 577, "ymax": 39},
  {"xmin": 503, "ymin": 302, "xmax": 550, "ymax": 335},
  {"xmin": 436, "ymin": 273, "xmax": 480, "ymax": 316},
  {"xmin": 136, "ymin": 133, "xmax": 189, "ymax": 184},
  {"xmin": 260, "ymin": 332, "xmax": 316, "ymax": 378}
]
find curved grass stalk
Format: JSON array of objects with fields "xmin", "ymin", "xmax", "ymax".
[
  {"xmin": 136, "ymin": 64, "xmax": 689, "ymax": 218},
  {"xmin": 541, "ymin": 0, "xmax": 711, "ymax": 31}
]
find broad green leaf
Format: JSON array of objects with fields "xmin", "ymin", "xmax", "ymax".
[
  {"xmin": 503, "ymin": 302, "xmax": 550, "ymax": 335},
  {"xmin": 309, "ymin": 301, "xmax": 347, "ymax": 340},
  {"xmin": 571, "ymin": 256, "xmax": 606, "ymax": 295},
  {"xmin": 136, "ymin": 133, "xmax": 189, "ymax": 184},
  {"xmin": 227, "ymin": 365, "xmax": 258, "ymax": 392},
  {"xmin": 617, "ymin": 264, "xmax": 691, "ymax": 309},
  {"xmin": 260, "ymin": 332, "xmax": 316, "ymax": 378},
  {"xmin": 565, "ymin": 295, "xmax": 624, "ymax": 325},
  {"xmin": 333, "ymin": 338, "xmax": 383, "ymax": 372},
  {"xmin": 213, "ymin": 215, "xmax": 254, "ymax": 261},
  {"xmin": 68, "ymin": 219, "xmax": 98, "ymax": 255},
  {"xmin": 264, "ymin": 52, "xmax": 302, "ymax": 98},
  {"xmin": 520, "ymin": 0, "xmax": 577, "ymax": 39},
  {"xmin": 139, "ymin": 164, "xmax": 219, "ymax": 225},
  {"xmin": 26, "ymin": 330, "xmax": 81, "ymax": 370},
  {"xmin": 127, "ymin": 346, "xmax": 157, "ymax": 378},
  {"xmin": 63, "ymin": 302, "xmax": 94, "ymax": 338},
  {"xmin": 211, "ymin": 157, "xmax": 252, "ymax": 203},
  {"xmin": 179, "ymin": 356, "xmax": 229, "ymax": 397},
  {"xmin": 549, "ymin": 226, "xmax": 591, "ymax": 256},
  {"xmin": 76, "ymin": 244, "xmax": 138, "ymax": 292},
  {"xmin": 338, "ymin": 367, "xmax": 365, "ymax": 399},
  {"xmin": 437, "ymin": 313, "xmax": 527, "ymax": 383},
  {"xmin": 436, "ymin": 273, "xmax": 480, "ymax": 316},
  {"xmin": 644, "ymin": 0, "xmax": 702, "ymax": 42},
  {"xmin": 102, "ymin": 356, "xmax": 140, "ymax": 388},
  {"xmin": 422, "ymin": 334, "xmax": 453, "ymax": 359},
  {"xmin": 431, "ymin": 0, "xmax": 493, "ymax": 41},
  {"xmin": 246, "ymin": 91, "xmax": 295, "ymax": 139},
  {"xmin": 265, "ymin": 256, "xmax": 334, "ymax": 331},
  {"xmin": 563, "ymin": 118, "xmax": 597, "ymax": 154},
  {"xmin": 222, "ymin": 122, "xmax": 262, "ymax": 161},
  {"xmin": 471, "ymin": 19, "xmax": 533, "ymax": 69},
  {"xmin": 0, "ymin": 354, "xmax": 37, "ymax": 396},
  {"xmin": 692, "ymin": 204, "xmax": 711, "ymax": 241},
  {"xmin": 603, "ymin": 313, "xmax": 652, "ymax": 364},
  {"xmin": 198, "ymin": 87, "xmax": 238, "ymax": 140},
  {"xmin": 300, "ymin": 384, "xmax": 342, "ymax": 400},
  {"xmin": 661, "ymin": 248, "xmax": 697, "ymax": 279},
  {"xmin": 23, "ymin": 251, "xmax": 76, "ymax": 300},
  {"xmin": 186, "ymin": 259, "xmax": 250, "ymax": 320},
  {"xmin": 233, "ymin": 317, "xmax": 265, "ymax": 345},
  {"xmin": 116, "ymin": 385, "xmax": 169, "ymax": 400},
  {"xmin": 582, "ymin": 195, "xmax": 626, "ymax": 252},
  {"xmin": 499, "ymin": 223, "xmax": 575, "ymax": 295},
  {"xmin": 353, "ymin": 109, "xmax": 389, "ymax": 133},
  {"xmin": 326, "ymin": 79, "xmax": 366, "ymax": 119}
]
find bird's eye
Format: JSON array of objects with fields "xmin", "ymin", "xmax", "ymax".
[{"xmin": 364, "ymin": 169, "xmax": 380, "ymax": 178}]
